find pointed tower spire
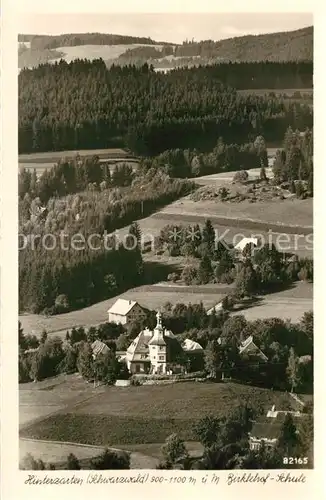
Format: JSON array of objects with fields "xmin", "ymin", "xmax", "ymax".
[
  {"xmin": 156, "ymin": 310, "xmax": 163, "ymax": 329},
  {"xmin": 148, "ymin": 310, "xmax": 165, "ymax": 346}
]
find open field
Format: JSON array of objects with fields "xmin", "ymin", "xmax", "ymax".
[
  {"xmin": 157, "ymin": 197, "xmax": 313, "ymax": 230},
  {"xmin": 20, "ymin": 377, "xmax": 306, "ymax": 447},
  {"xmin": 54, "ymin": 44, "xmax": 163, "ymax": 63},
  {"xmin": 195, "ymin": 166, "xmax": 274, "ymax": 185},
  {"xmin": 19, "ymin": 374, "xmax": 103, "ymax": 427},
  {"xmin": 19, "ymin": 438, "xmax": 159, "ymax": 469},
  {"xmin": 235, "ymin": 296, "xmax": 312, "ymax": 323},
  {"xmin": 20, "ymin": 438, "xmax": 105, "ymax": 464},
  {"xmin": 164, "ymin": 162, "xmax": 313, "ymax": 230},
  {"xmin": 19, "ymin": 281, "xmax": 312, "ymax": 338},
  {"xmin": 19, "ymin": 148, "xmax": 129, "ymax": 163}
]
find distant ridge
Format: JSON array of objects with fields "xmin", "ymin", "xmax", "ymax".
[
  {"xmin": 18, "ymin": 32, "xmax": 173, "ymax": 48},
  {"xmin": 18, "ymin": 26, "xmax": 313, "ymax": 70}
]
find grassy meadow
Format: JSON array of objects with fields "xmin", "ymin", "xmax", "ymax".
[{"xmin": 20, "ymin": 377, "xmax": 305, "ymax": 446}]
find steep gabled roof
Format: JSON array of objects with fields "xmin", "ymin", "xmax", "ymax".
[
  {"xmin": 239, "ymin": 335, "xmax": 268, "ymax": 361},
  {"xmin": 126, "ymin": 328, "xmax": 152, "ymax": 361},
  {"xmin": 107, "ymin": 298, "xmax": 138, "ymax": 315},
  {"xmin": 249, "ymin": 420, "xmax": 283, "ymax": 440},
  {"xmin": 91, "ymin": 340, "xmax": 110, "ymax": 358}
]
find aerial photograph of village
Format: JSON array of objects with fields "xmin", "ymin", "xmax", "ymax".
[{"xmin": 18, "ymin": 12, "xmax": 313, "ymax": 471}]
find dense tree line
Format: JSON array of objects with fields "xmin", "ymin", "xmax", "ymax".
[
  {"xmin": 140, "ymin": 136, "xmax": 263, "ymax": 178},
  {"xmin": 19, "ymin": 168, "xmax": 193, "ymax": 313},
  {"xmin": 139, "ymin": 129, "xmax": 313, "ymax": 194},
  {"xmin": 166, "ymin": 61, "xmax": 312, "ymax": 88},
  {"xmin": 19, "ymin": 59, "xmax": 312, "ymax": 154}
]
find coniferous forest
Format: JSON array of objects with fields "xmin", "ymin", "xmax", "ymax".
[{"xmin": 19, "ymin": 59, "xmax": 313, "ymax": 155}]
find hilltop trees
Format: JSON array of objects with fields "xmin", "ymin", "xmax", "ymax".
[{"xmin": 19, "ymin": 171, "xmax": 193, "ymax": 315}]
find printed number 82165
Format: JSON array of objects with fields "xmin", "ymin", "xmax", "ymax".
[{"xmin": 283, "ymin": 457, "xmax": 308, "ymax": 465}]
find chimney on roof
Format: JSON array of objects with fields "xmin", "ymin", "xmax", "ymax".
[{"xmin": 129, "ymin": 300, "xmax": 131, "ymax": 305}]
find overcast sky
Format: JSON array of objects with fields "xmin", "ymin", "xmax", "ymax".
[{"xmin": 18, "ymin": 12, "xmax": 313, "ymax": 44}]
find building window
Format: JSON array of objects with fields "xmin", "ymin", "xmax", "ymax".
[
  {"xmin": 159, "ymin": 355, "xmax": 165, "ymax": 361},
  {"xmin": 159, "ymin": 346, "xmax": 165, "ymax": 350}
]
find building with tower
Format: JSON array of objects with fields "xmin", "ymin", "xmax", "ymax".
[{"xmin": 125, "ymin": 311, "xmax": 204, "ymax": 375}]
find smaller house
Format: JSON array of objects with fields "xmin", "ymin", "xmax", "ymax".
[
  {"xmin": 217, "ymin": 335, "xmax": 268, "ymax": 362},
  {"xmin": 234, "ymin": 237, "xmax": 260, "ymax": 253},
  {"xmin": 249, "ymin": 406, "xmax": 302, "ymax": 451},
  {"xmin": 107, "ymin": 298, "xmax": 147, "ymax": 326},
  {"xmin": 249, "ymin": 417, "xmax": 283, "ymax": 451},
  {"xmin": 239, "ymin": 336, "xmax": 268, "ymax": 362}
]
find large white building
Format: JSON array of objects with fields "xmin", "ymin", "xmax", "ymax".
[
  {"xmin": 125, "ymin": 311, "xmax": 204, "ymax": 375},
  {"xmin": 107, "ymin": 299, "xmax": 147, "ymax": 326}
]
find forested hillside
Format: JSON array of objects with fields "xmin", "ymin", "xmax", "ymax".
[
  {"xmin": 18, "ymin": 59, "xmax": 313, "ymax": 155},
  {"xmin": 19, "ymin": 164, "xmax": 193, "ymax": 313},
  {"xmin": 174, "ymin": 26, "xmax": 313, "ymax": 62}
]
